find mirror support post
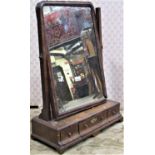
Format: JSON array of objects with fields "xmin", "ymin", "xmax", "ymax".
[
  {"xmin": 96, "ymin": 7, "xmax": 108, "ymax": 98},
  {"xmin": 96, "ymin": 8, "xmax": 103, "ymax": 49},
  {"xmin": 36, "ymin": 6, "xmax": 52, "ymax": 121}
]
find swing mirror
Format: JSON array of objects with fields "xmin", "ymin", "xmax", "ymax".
[{"xmin": 40, "ymin": 2, "xmax": 106, "ymax": 118}]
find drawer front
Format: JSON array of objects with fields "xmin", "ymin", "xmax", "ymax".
[
  {"xmin": 60, "ymin": 124, "xmax": 78, "ymax": 142},
  {"xmin": 107, "ymin": 105, "xmax": 119, "ymax": 118},
  {"xmin": 79, "ymin": 112, "xmax": 105, "ymax": 132},
  {"xmin": 79, "ymin": 105, "xmax": 120, "ymax": 133}
]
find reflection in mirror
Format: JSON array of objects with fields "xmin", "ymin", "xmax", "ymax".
[{"xmin": 43, "ymin": 6, "xmax": 105, "ymax": 113}]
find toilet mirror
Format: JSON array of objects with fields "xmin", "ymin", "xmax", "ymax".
[{"xmin": 37, "ymin": 2, "xmax": 106, "ymax": 119}]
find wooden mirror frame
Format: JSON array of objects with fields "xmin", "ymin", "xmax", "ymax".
[{"xmin": 36, "ymin": 1, "xmax": 107, "ymax": 120}]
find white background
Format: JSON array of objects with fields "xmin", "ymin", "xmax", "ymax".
[{"xmin": 0, "ymin": 0, "xmax": 155, "ymax": 155}]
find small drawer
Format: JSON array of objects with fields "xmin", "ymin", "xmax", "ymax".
[
  {"xmin": 100, "ymin": 111, "xmax": 107, "ymax": 120},
  {"xmin": 60, "ymin": 124, "xmax": 78, "ymax": 142},
  {"xmin": 79, "ymin": 115, "xmax": 101, "ymax": 132},
  {"xmin": 108, "ymin": 105, "xmax": 119, "ymax": 118}
]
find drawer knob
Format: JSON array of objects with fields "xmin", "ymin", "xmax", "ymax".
[
  {"xmin": 90, "ymin": 118, "xmax": 97, "ymax": 124},
  {"xmin": 84, "ymin": 124, "xmax": 88, "ymax": 128},
  {"xmin": 112, "ymin": 110, "xmax": 117, "ymax": 114},
  {"xmin": 68, "ymin": 132, "xmax": 72, "ymax": 137}
]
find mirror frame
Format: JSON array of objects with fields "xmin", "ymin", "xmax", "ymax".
[{"xmin": 36, "ymin": 1, "xmax": 107, "ymax": 120}]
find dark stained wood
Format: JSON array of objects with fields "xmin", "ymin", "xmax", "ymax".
[
  {"xmin": 31, "ymin": 1, "xmax": 123, "ymax": 153},
  {"xmin": 96, "ymin": 7, "xmax": 107, "ymax": 98},
  {"xmin": 36, "ymin": 1, "xmax": 108, "ymax": 120},
  {"xmin": 96, "ymin": 8, "xmax": 103, "ymax": 49},
  {"xmin": 36, "ymin": 6, "xmax": 52, "ymax": 121},
  {"xmin": 31, "ymin": 100, "xmax": 123, "ymax": 153}
]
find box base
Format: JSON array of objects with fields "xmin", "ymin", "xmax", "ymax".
[{"xmin": 31, "ymin": 100, "xmax": 123, "ymax": 153}]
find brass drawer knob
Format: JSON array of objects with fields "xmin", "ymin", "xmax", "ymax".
[
  {"xmin": 68, "ymin": 132, "xmax": 72, "ymax": 137},
  {"xmin": 112, "ymin": 110, "xmax": 117, "ymax": 114},
  {"xmin": 84, "ymin": 124, "xmax": 88, "ymax": 128},
  {"xmin": 90, "ymin": 117, "xmax": 97, "ymax": 124}
]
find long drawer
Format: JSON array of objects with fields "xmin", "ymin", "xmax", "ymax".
[{"xmin": 79, "ymin": 104, "xmax": 120, "ymax": 134}]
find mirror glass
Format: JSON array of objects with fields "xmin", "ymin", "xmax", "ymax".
[{"xmin": 43, "ymin": 6, "xmax": 105, "ymax": 113}]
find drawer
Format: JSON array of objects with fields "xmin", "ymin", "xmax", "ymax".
[
  {"xmin": 79, "ymin": 114, "xmax": 103, "ymax": 132},
  {"xmin": 60, "ymin": 124, "xmax": 78, "ymax": 142},
  {"xmin": 100, "ymin": 110, "xmax": 107, "ymax": 120},
  {"xmin": 107, "ymin": 105, "xmax": 119, "ymax": 118}
]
